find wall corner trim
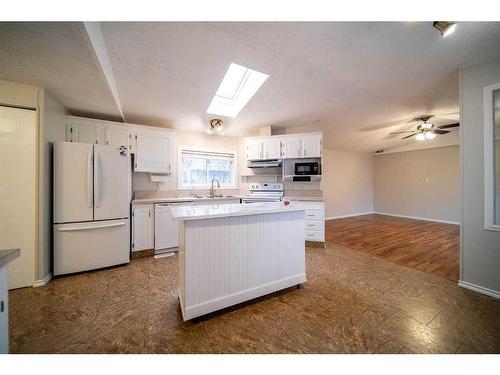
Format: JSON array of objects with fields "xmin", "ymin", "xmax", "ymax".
[
  {"xmin": 458, "ymin": 280, "xmax": 500, "ymax": 300},
  {"xmin": 33, "ymin": 273, "xmax": 52, "ymax": 287}
]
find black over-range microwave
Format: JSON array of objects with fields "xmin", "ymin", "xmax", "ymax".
[{"xmin": 294, "ymin": 162, "xmax": 319, "ymax": 175}]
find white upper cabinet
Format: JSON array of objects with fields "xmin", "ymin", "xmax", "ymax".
[
  {"xmin": 302, "ymin": 134, "xmax": 322, "ymax": 158},
  {"xmin": 134, "ymin": 129, "xmax": 172, "ymax": 174},
  {"xmin": 245, "ymin": 139, "xmax": 263, "ymax": 160},
  {"xmin": 263, "ymin": 138, "xmax": 282, "ymax": 159},
  {"xmin": 66, "ymin": 116, "xmax": 175, "ymax": 174},
  {"xmin": 281, "ymin": 136, "xmax": 302, "ymax": 159},
  {"xmin": 243, "ymin": 133, "xmax": 322, "ymax": 161},
  {"xmin": 67, "ymin": 121, "xmax": 103, "ymax": 145},
  {"xmin": 105, "ymin": 127, "xmax": 131, "ymax": 150}
]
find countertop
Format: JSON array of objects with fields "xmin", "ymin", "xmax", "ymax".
[
  {"xmin": 171, "ymin": 202, "xmax": 306, "ymax": 221},
  {"xmin": 0, "ymin": 248, "xmax": 20, "ymax": 267},
  {"xmin": 283, "ymin": 196, "xmax": 324, "ymax": 202},
  {"xmin": 132, "ymin": 196, "xmax": 243, "ymax": 205}
]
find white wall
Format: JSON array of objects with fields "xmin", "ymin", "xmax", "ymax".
[
  {"xmin": 322, "ymin": 148, "xmax": 374, "ymax": 219},
  {"xmin": 373, "ymin": 145, "xmax": 460, "ymax": 224},
  {"xmin": 38, "ymin": 90, "xmax": 67, "ymax": 280},
  {"xmin": 460, "ymin": 60, "xmax": 500, "ymax": 298}
]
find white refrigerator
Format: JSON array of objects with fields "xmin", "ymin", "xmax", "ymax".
[{"xmin": 53, "ymin": 142, "xmax": 131, "ymax": 275}]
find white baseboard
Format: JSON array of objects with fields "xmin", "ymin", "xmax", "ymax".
[
  {"xmin": 373, "ymin": 211, "xmax": 460, "ymax": 225},
  {"xmin": 325, "ymin": 211, "xmax": 374, "ymax": 220},
  {"xmin": 458, "ymin": 280, "xmax": 500, "ymax": 300},
  {"xmin": 33, "ymin": 273, "xmax": 52, "ymax": 287}
]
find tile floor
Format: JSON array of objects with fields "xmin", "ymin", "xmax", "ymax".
[{"xmin": 9, "ymin": 243, "xmax": 500, "ymax": 353}]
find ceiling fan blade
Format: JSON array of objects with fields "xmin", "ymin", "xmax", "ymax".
[
  {"xmin": 438, "ymin": 122, "xmax": 460, "ymax": 129},
  {"xmin": 433, "ymin": 130, "xmax": 450, "ymax": 135},
  {"xmin": 402, "ymin": 133, "xmax": 418, "ymax": 139},
  {"xmin": 389, "ymin": 130, "xmax": 416, "ymax": 134}
]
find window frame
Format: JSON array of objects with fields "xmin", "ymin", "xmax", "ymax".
[
  {"xmin": 177, "ymin": 146, "xmax": 238, "ymax": 190},
  {"xmin": 483, "ymin": 82, "xmax": 500, "ymax": 232}
]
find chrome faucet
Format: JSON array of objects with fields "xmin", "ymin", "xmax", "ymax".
[{"xmin": 209, "ymin": 178, "xmax": 220, "ymax": 197}]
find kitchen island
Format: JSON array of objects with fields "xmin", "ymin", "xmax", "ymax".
[{"xmin": 171, "ymin": 202, "xmax": 306, "ymax": 320}]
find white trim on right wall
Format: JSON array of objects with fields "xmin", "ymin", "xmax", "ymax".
[
  {"xmin": 458, "ymin": 280, "xmax": 500, "ymax": 300},
  {"xmin": 324, "ymin": 211, "xmax": 460, "ymax": 225},
  {"xmin": 373, "ymin": 211, "xmax": 460, "ymax": 225},
  {"xmin": 483, "ymin": 81, "xmax": 500, "ymax": 232}
]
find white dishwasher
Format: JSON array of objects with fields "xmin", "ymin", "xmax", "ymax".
[{"xmin": 154, "ymin": 202, "xmax": 193, "ymax": 253}]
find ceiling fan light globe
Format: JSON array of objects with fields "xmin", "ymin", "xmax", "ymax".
[
  {"xmin": 415, "ymin": 133, "xmax": 426, "ymax": 141},
  {"xmin": 425, "ymin": 132, "xmax": 436, "ymax": 140},
  {"xmin": 421, "ymin": 122, "xmax": 433, "ymax": 130}
]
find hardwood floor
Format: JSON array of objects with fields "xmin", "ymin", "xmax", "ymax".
[{"xmin": 325, "ymin": 214, "xmax": 460, "ymax": 281}]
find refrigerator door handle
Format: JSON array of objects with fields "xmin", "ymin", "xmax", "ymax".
[
  {"xmin": 56, "ymin": 222, "xmax": 125, "ymax": 232},
  {"xmin": 87, "ymin": 151, "xmax": 93, "ymax": 208},
  {"xmin": 94, "ymin": 151, "xmax": 100, "ymax": 208}
]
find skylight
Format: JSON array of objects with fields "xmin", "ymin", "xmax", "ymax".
[{"xmin": 207, "ymin": 63, "xmax": 269, "ymax": 118}]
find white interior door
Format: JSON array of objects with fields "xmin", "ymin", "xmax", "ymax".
[
  {"xmin": 94, "ymin": 144, "xmax": 131, "ymax": 221},
  {"xmin": 0, "ymin": 106, "xmax": 37, "ymax": 289},
  {"xmin": 53, "ymin": 142, "xmax": 94, "ymax": 223}
]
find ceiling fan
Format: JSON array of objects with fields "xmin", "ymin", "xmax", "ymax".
[{"xmin": 389, "ymin": 115, "xmax": 460, "ymax": 141}]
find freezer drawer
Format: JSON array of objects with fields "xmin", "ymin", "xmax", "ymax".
[{"xmin": 54, "ymin": 219, "xmax": 130, "ymax": 275}]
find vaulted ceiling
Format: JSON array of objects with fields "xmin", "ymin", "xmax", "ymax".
[{"xmin": 1, "ymin": 21, "xmax": 500, "ymax": 152}]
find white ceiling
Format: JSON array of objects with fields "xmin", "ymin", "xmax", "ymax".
[{"xmin": 1, "ymin": 22, "xmax": 500, "ymax": 152}]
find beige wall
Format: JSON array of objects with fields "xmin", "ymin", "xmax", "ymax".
[
  {"xmin": 460, "ymin": 60, "xmax": 500, "ymax": 296},
  {"xmin": 323, "ymin": 148, "xmax": 374, "ymax": 219},
  {"xmin": 373, "ymin": 145, "xmax": 459, "ymax": 223},
  {"xmin": 39, "ymin": 90, "xmax": 67, "ymax": 280}
]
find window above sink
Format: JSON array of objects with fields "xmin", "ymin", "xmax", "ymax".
[{"xmin": 178, "ymin": 147, "xmax": 238, "ymax": 190}]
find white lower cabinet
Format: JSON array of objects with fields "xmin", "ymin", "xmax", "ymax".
[
  {"xmin": 292, "ymin": 201, "xmax": 325, "ymax": 242},
  {"xmin": 132, "ymin": 204, "xmax": 154, "ymax": 251}
]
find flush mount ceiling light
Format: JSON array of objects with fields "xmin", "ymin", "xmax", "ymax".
[
  {"xmin": 433, "ymin": 21, "xmax": 457, "ymax": 37},
  {"xmin": 207, "ymin": 118, "xmax": 224, "ymax": 135},
  {"xmin": 207, "ymin": 63, "xmax": 269, "ymax": 118}
]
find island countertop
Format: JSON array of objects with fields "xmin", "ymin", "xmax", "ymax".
[{"xmin": 171, "ymin": 202, "xmax": 306, "ymax": 221}]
